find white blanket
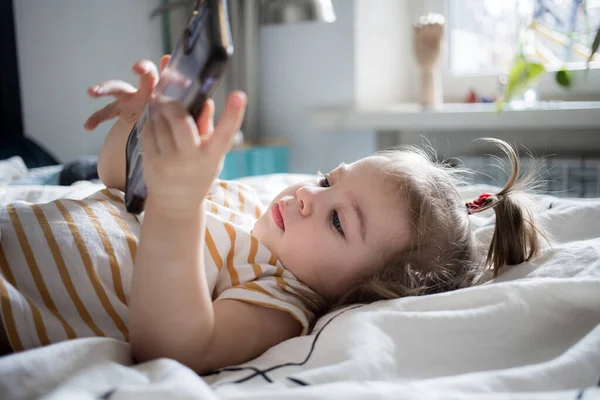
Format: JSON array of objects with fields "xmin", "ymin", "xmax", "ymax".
[
  {"xmin": 0, "ymin": 157, "xmax": 28, "ymax": 186},
  {"xmin": 0, "ymin": 172, "xmax": 599, "ymax": 400}
]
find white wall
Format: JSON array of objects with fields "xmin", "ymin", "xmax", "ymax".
[
  {"xmin": 14, "ymin": 0, "xmax": 164, "ymax": 163},
  {"xmin": 258, "ymin": 0, "xmax": 376, "ymax": 174},
  {"xmin": 355, "ymin": 0, "xmax": 416, "ymax": 107}
]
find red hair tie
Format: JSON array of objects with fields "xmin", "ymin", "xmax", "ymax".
[{"xmin": 466, "ymin": 193, "xmax": 493, "ymax": 214}]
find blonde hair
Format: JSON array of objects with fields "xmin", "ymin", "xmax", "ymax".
[{"xmin": 333, "ymin": 138, "xmax": 545, "ymax": 308}]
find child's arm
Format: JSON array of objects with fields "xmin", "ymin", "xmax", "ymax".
[
  {"xmin": 95, "ymin": 120, "xmax": 133, "ymax": 191},
  {"xmin": 129, "ymin": 92, "xmax": 299, "ymax": 373},
  {"xmin": 133, "ymin": 196, "xmax": 301, "ymax": 372},
  {"xmin": 85, "ymin": 56, "xmax": 170, "ymax": 190}
]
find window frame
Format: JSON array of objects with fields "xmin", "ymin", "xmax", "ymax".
[{"xmin": 418, "ymin": 0, "xmax": 600, "ymax": 102}]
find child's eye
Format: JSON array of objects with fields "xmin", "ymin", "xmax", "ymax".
[
  {"xmin": 331, "ymin": 211, "xmax": 344, "ymax": 236},
  {"xmin": 317, "ymin": 172, "xmax": 343, "ymax": 236}
]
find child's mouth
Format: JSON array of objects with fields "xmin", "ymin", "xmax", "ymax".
[{"xmin": 271, "ymin": 202, "xmax": 285, "ymax": 231}]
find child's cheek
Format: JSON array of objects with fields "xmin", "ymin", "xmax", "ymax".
[{"xmin": 292, "ymin": 223, "xmax": 313, "ymax": 248}]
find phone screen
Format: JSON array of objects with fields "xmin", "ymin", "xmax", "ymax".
[{"xmin": 125, "ymin": 1, "xmax": 220, "ymax": 207}]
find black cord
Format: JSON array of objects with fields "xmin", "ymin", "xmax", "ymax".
[
  {"xmin": 287, "ymin": 377, "xmax": 309, "ymax": 386},
  {"xmin": 206, "ymin": 304, "xmax": 365, "ymax": 386},
  {"xmin": 202, "ymin": 366, "xmax": 272, "ymax": 383},
  {"xmin": 98, "ymin": 389, "xmax": 116, "ymax": 399},
  {"xmin": 262, "ymin": 305, "xmax": 364, "ymax": 373}
]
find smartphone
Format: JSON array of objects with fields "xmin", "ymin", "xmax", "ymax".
[{"xmin": 124, "ymin": 0, "xmax": 233, "ymax": 213}]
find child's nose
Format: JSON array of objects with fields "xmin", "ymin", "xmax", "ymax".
[{"xmin": 296, "ymin": 186, "xmax": 317, "ymax": 216}]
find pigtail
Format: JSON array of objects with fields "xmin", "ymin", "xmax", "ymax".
[{"xmin": 469, "ymin": 139, "xmax": 545, "ymax": 277}]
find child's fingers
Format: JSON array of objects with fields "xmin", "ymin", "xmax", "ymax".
[
  {"xmin": 161, "ymin": 101, "xmax": 200, "ymax": 151},
  {"xmin": 159, "ymin": 55, "xmax": 171, "ymax": 73},
  {"xmin": 133, "ymin": 60, "xmax": 159, "ymax": 100},
  {"xmin": 88, "ymin": 80, "xmax": 136, "ymax": 102},
  {"xmin": 157, "ymin": 68, "xmax": 192, "ymax": 91},
  {"xmin": 196, "ymin": 99, "xmax": 215, "ymax": 139},
  {"xmin": 153, "ymin": 113, "xmax": 176, "ymax": 155},
  {"xmin": 83, "ymin": 101, "xmax": 119, "ymax": 130},
  {"xmin": 208, "ymin": 91, "xmax": 247, "ymax": 155}
]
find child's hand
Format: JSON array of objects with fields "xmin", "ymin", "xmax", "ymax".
[
  {"xmin": 84, "ymin": 55, "xmax": 171, "ymax": 130},
  {"xmin": 141, "ymin": 91, "xmax": 247, "ymax": 213}
]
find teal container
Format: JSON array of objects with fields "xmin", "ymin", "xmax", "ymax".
[{"xmin": 219, "ymin": 142, "xmax": 289, "ymax": 180}]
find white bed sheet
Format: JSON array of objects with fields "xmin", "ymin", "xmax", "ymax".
[{"xmin": 0, "ymin": 173, "xmax": 599, "ymax": 400}]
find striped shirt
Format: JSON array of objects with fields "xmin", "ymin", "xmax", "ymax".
[{"xmin": 0, "ymin": 180, "xmax": 320, "ymax": 352}]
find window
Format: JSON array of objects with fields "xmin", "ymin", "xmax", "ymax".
[{"xmin": 447, "ymin": 0, "xmax": 600, "ymax": 76}]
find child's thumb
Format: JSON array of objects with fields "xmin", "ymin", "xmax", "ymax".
[{"xmin": 210, "ymin": 91, "xmax": 247, "ymax": 155}]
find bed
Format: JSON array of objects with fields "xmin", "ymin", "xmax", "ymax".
[{"xmin": 0, "ymin": 157, "xmax": 599, "ymax": 400}]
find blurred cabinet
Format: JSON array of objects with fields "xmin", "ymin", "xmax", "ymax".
[{"xmin": 219, "ymin": 139, "xmax": 289, "ymax": 180}]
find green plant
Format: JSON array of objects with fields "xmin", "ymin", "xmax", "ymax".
[
  {"xmin": 497, "ymin": 1, "xmax": 600, "ymax": 109},
  {"xmin": 592, "ymin": 25, "xmax": 600, "ymax": 62}
]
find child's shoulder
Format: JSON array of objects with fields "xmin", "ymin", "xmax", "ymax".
[
  {"xmin": 209, "ymin": 179, "xmax": 259, "ymax": 198},
  {"xmin": 206, "ymin": 179, "xmax": 264, "ymax": 220}
]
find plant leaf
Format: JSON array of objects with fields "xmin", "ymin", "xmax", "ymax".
[
  {"xmin": 555, "ymin": 67, "xmax": 572, "ymax": 88},
  {"xmin": 496, "ymin": 58, "xmax": 545, "ymax": 109},
  {"xmin": 589, "ymin": 25, "xmax": 600, "ymax": 65}
]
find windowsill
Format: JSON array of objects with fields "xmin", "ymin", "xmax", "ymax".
[{"xmin": 311, "ymin": 101, "xmax": 600, "ymax": 132}]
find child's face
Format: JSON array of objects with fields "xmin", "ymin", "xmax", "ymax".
[{"xmin": 253, "ymin": 156, "xmax": 413, "ymax": 300}]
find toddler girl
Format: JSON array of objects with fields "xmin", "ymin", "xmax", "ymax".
[{"xmin": 0, "ymin": 57, "xmax": 543, "ymax": 374}]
